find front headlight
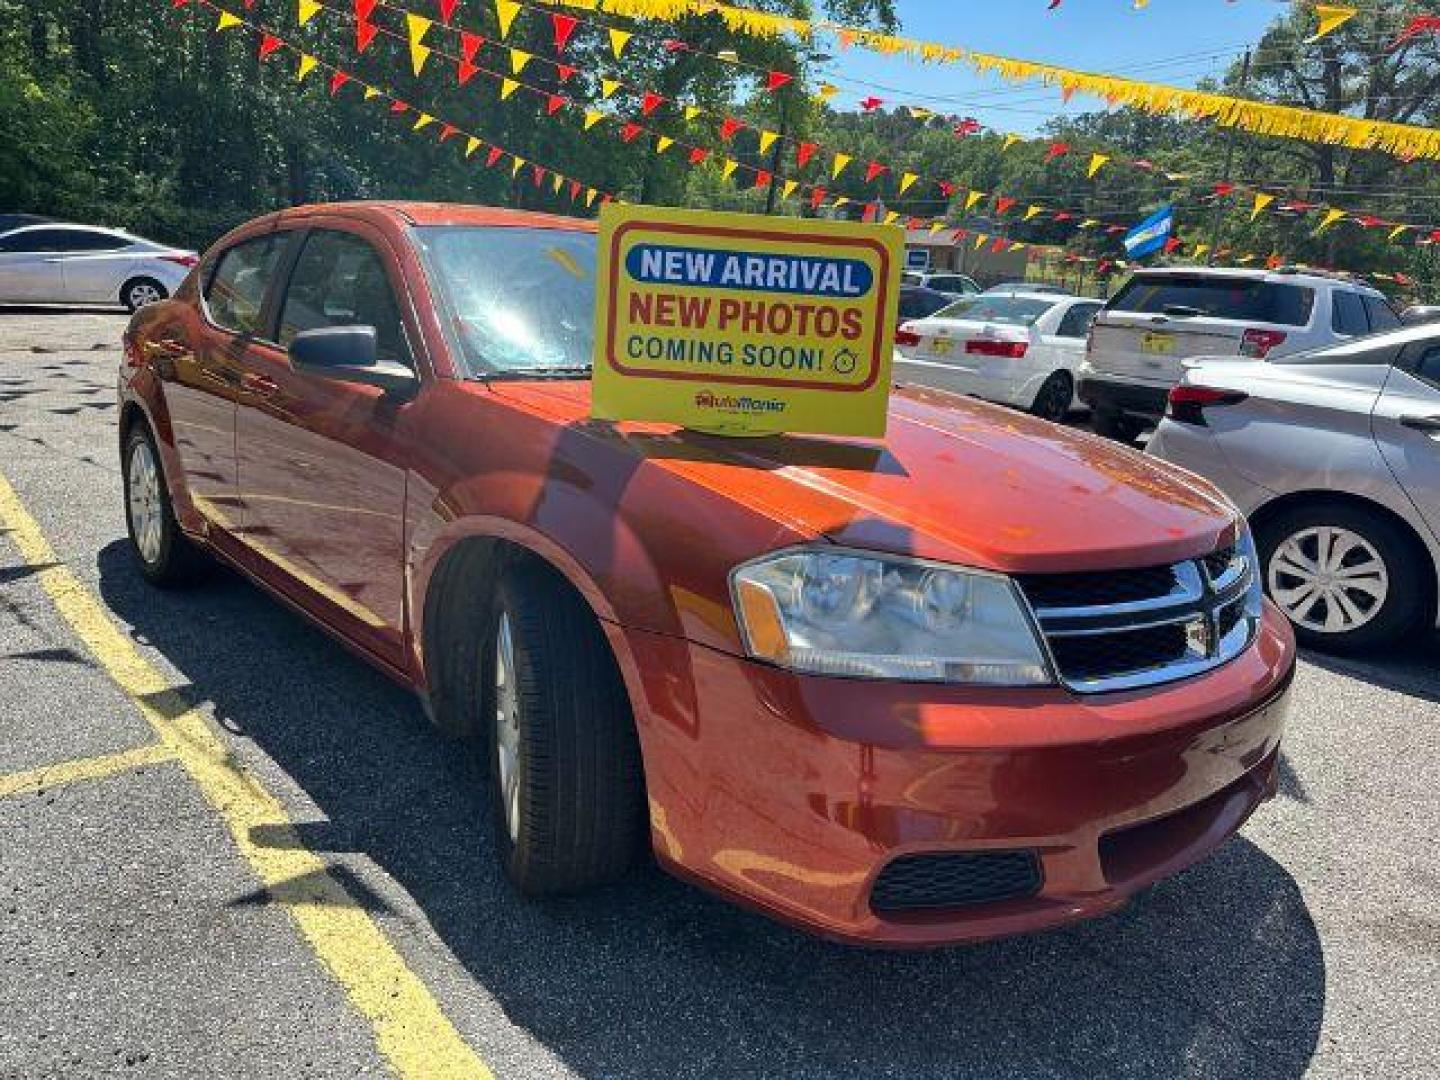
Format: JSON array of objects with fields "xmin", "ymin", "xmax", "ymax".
[{"xmin": 730, "ymin": 548, "xmax": 1053, "ymax": 685}]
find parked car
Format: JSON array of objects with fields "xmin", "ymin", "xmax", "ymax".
[
  {"xmin": 1080, "ymin": 267, "xmax": 1402, "ymax": 441},
  {"xmin": 1401, "ymin": 304, "xmax": 1440, "ymax": 326},
  {"xmin": 0, "ymin": 213, "xmax": 53, "ymax": 233},
  {"xmin": 900, "ymin": 270, "xmax": 981, "ymax": 298},
  {"xmin": 984, "ymin": 281, "xmax": 1071, "ymax": 296},
  {"xmin": 0, "ymin": 222, "xmax": 198, "ymax": 311},
  {"xmin": 896, "ymin": 284, "xmax": 953, "ymax": 328},
  {"xmin": 893, "ymin": 292, "xmax": 1103, "ymax": 421},
  {"xmin": 1148, "ymin": 322, "xmax": 1440, "ymax": 652},
  {"xmin": 119, "ymin": 202, "xmax": 1293, "ymax": 946}
]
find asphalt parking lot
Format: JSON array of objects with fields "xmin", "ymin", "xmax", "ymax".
[{"xmin": 1, "ymin": 307, "xmax": 1437, "ymax": 1080}]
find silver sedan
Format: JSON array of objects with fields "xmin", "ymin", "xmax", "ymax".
[{"xmin": 1148, "ymin": 323, "xmax": 1440, "ymax": 652}]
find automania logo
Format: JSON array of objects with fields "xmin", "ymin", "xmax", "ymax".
[{"xmin": 694, "ymin": 391, "xmax": 787, "ymax": 415}]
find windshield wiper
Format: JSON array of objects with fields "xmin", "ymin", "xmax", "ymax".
[{"xmin": 478, "ymin": 366, "xmax": 593, "ymax": 382}]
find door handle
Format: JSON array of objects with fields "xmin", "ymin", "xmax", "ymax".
[
  {"xmin": 1399, "ymin": 415, "xmax": 1440, "ymax": 434},
  {"xmin": 241, "ymin": 372, "xmax": 280, "ymax": 397}
]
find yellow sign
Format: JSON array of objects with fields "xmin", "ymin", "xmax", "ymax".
[{"xmin": 592, "ymin": 204, "xmax": 902, "ymax": 437}]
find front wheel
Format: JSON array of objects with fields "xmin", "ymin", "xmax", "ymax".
[
  {"xmin": 480, "ymin": 563, "xmax": 646, "ymax": 895},
  {"xmin": 1030, "ymin": 371, "xmax": 1074, "ymax": 424},
  {"xmin": 1256, "ymin": 503, "xmax": 1427, "ymax": 653}
]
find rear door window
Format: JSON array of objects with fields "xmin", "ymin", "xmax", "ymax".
[
  {"xmin": 898, "ymin": 290, "xmax": 950, "ymax": 321},
  {"xmin": 205, "ymin": 235, "xmax": 284, "ymax": 336},
  {"xmin": 1055, "ymin": 302, "xmax": 1102, "ymax": 339},
  {"xmin": 278, "ymin": 230, "xmax": 410, "ymax": 366},
  {"xmin": 1331, "ymin": 291, "xmax": 1369, "ymax": 336},
  {"xmin": 1362, "ymin": 295, "xmax": 1402, "ymax": 332},
  {"xmin": 1108, "ymin": 275, "xmax": 1315, "ymax": 326},
  {"xmin": 3, "ymin": 228, "xmax": 127, "ymax": 252}
]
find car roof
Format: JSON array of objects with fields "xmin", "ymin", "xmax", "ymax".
[
  {"xmin": 253, "ymin": 200, "xmax": 597, "ymax": 233},
  {"xmin": 1127, "ymin": 265, "xmax": 1381, "ymax": 294}
]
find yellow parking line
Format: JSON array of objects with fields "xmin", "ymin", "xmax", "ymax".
[
  {"xmin": 0, "ymin": 472, "xmax": 492, "ymax": 1080},
  {"xmin": 0, "ymin": 743, "xmax": 177, "ymax": 799}
]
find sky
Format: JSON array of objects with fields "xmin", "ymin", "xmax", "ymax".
[{"xmin": 814, "ymin": 0, "xmax": 1282, "ymax": 134}]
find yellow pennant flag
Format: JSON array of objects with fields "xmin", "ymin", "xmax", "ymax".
[
  {"xmin": 973, "ymin": 233, "xmax": 989, "ymax": 250},
  {"xmin": 552, "ymin": 172, "xmax": 564, "ymax": 194},
  {"xmin": 586, "ymin": 188, "xmax": 599, "ymax": 208},
  {"xmin": 758, "ymin": 130, "xmax": 779, "ymax": 154},
  {"xmin": 1308, "ymin": 4, "xmax": 1358, "ymax": 42},
  {"xmin": 899, "ymin": 171, "xmax": 918, "ymax": 195},
  {"xmin": 833, "ymin": 196, "xmax": 851, "ymax": 208},
  {"xmin": 884, "ymin": 211, "xmax": 901, "ymax": 225},
  {"xmin": 907, "ymin": 106, "xmax": 933, "ymax": 120},
  {"xmin": 1388, "ymin": 224, "xmax": 1410, "ymax": 242},
  {"xmin": 964, "ymin": 190, "xmax": 985, "ymax": 211},
  {"xmin": 1009, "ymin": 241, "xmax": 1026, "ymax": 252},
  {"xmin": 494, "ymin": 0, "xmax": 520, "ymax": 39},
  {"xmin": 1317, "ymin": 208, "xmax": 1347, "ymax": 232},
  {"xmin": 512, "ymin": 157, "xmax": 526, "ymax": 178},
  {"xmin": 815, "ymin": 83, "xmax": 840, "ymax": 102},
  {"xmin": 297, "ymin": 0, "xmax": 322, "ymax": 27},
  {"xmin": 1193, "ymin": 243, "xmax": 1211, "ymax": 259},
  {"xmin": 500, "ymin": 78, "xmax": 519, "ymax": 100},
  {"xmin": 465, "ymin": 136, "xmax": 481, "ymax": 157},
  {"xmin": 721, "ymin": 159, "xmax": 740, "ymax": 181},
  {"xmin": 601, "ymin": 78, "xmax": 621, "ymax": 99},
  {"xmin": 683, "ymin": 104, "xmax": 700, "ymax": 121},
  {"xmin": 362, "ymin": 86, "xmax": 379, "ymax": 100},
  {"xmin": 509, "ymin": 48, "xmax": 532, "ymax": 74},
  {"xmin": 781, "ymin": 179, "xmax": 799, "ymax": 200},
  {"xmin": 1086, "ymin": 153, "xmax": 1109, "ymax": 179},
  {"xmin": 1079, "ymin": 218, "xmax": 1098, "ymax": 229},
  {"xmin": 1236, "ymin": 254, "xmax": 1257, "ymax": 265},
  {"xmin": 583, "ymin": 110, "xmax": 604, "ymax": 130},
  {"xmin": 215, "ymin": 9, "xmax": 242, "ymax": 30},
  {"xmin": 1251, "ymin": 192, "xmax": 1275, "ymax": 221},
  {"xmin": 406, "ymin": 14, "xmax": 432, "ymax": 77},
  {"xmin": 1002, "ymin": 133, "xmax": 1022, "ymax": 151},
  {"xmin": 608, "ymin": 28, "xmax": 632, "ymax": 58},
  {"xmin": 413, "ymin": 112, "xmax": 435, "ymax": 132},
  {"xmin": 655, "ymin": 135, "xmax": 674, "ymax": 154},
  {"xmin": 929, "ymin": 221, "xmax": 946, "ymax": 235},
  {"xmin": 1023, "ymin": 205, "xmax": 1043, "ymax": 222},
  {"xmin": 296, "ymin": 54, "xmax": 318, "ymax": 81},
  {"xmin": 831, "ymin": 153, "xmax": 852, "ymax": 179}
]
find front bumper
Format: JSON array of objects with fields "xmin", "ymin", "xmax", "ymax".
[
  {"xmin": 615, "ymin": 604, "xmax": 1295, "ymax": 947},
  {"xmin": 1079, "ymin": 374, "xmax": 1171, "ymax": 421}
]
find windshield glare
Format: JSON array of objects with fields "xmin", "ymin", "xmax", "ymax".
[
  {"xmin": 933, "ymin": 296, "xmax": 1054, "ymax": 326},
  {"xmin": 414, "ymin": 225, "xmax": 597, "ymax": 376}
]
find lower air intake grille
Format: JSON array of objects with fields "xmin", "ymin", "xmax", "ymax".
[
  {"xmin": 1049, "ymin": 623, "xmax": 1190, "ymax": 683},
  {"xmin": 870, "ymin": 850, "xmax": 1042, "ymax": 914}
]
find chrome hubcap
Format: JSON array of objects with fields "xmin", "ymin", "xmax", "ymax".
[
  {"xmin": 494, "ymin": 613, "xmax": 522, "ymax": 843},
  {"xmin": 127, "ymin": 440, "xmax": 164, "ymax": 565},
  {"xmin": 1269, "ymin": 526, "xmax": 1388, "ymax": 635},
  {"xmin": 129, "ymin": 283, "xmax": 162, "ymax": 308}
]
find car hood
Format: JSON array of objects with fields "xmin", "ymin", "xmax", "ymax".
[{"xmin": 488, "ymin": 380, "xmax": 1238, "ymax": 574}]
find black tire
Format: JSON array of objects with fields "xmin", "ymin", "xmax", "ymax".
[
  {"xmin": 1092, "ymin": 407, "xmax": 1146, "ymax": 443},
  {"xmin": 1030, "ymin": 371, "xmax": 1074, "ymax": 424},
  {"xmin": 478, "ymin": 561, "xmax": 646, "ymax": 895},
  {"xmin": 1255, "ymin": 501, "xmax": 1428, "ymax": 654},
  {"xmin": 122, "ymin": 425, "xmax": 210, "ymax": 586},
  {"xmin": 121, "ymin": 277, "xmax": 168, "ymax": 313}
]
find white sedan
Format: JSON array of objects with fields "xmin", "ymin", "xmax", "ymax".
[
  {"xmin": 894, "ymin": 292, "xmax": 1103, "ymax": 422},
  {"xmin": 0, "ymin": 223, "xmax": 198, "ymax": 311}
]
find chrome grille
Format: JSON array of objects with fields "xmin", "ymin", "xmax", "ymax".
[{"xmin": 1019, "ymin": 545, "xmax": 1259, "ymax": 693}]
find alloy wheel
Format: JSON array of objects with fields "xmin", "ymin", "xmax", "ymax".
[
  {"xmin": 127, "ymin": 282, "xmax": 163, "ymax": 309},
  {"xmin": 127, "ymin": 439, "xmax": 165, "ymax": 565},
  {"xmin": 1268, "ymin": 525, "xmax": 1389, "ymax": 635},
  {"xmin": 493, "ymin": 612, "xmax": 523, "ymax": 843}
]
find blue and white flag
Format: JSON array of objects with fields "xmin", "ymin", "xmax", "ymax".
[{"xmin": 1123, "ymin": 205, "xmax": 1174, "ymax": 260}]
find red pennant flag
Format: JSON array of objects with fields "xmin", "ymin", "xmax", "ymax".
[
  {"xmin": 486, "ymin": 146, "xmax": 504, "ymax": 167},
  {"xmin": 569, "ymin": 180, "xmax": 583, "ymax": 201},
  {"xmin": 1395, "ymin": 271, "xmax": 1414, "ymax": 286},
  {"xmin": 765, "ymin": 71, "xmax": 793, "ymax": 92},
  {"xmin": 754, "ymin": 170, "xmax": 772, "ymax": 188},
  {"xmin": 951, "ymin": 229, "xmax": 968, "ymax": 243},
  {"xmin": 1392, "ymin": 15, "xmax": 1440, "ymax": 50},
  {"xmin": 1097, "ymin": 260, "xmax": 1113, "ymax": 275},
  {"xmin": 532, "ymin": 165, "xmax": 546, "ymax": 187},
  {"xmin": 258, "ymin": 34, "xmax": 283, "ymax": 59},
  {"xmin": 995, "ymin": 196, "xmax": 1016, "ymax": 215},
  {"xmin": 864, "ymin": 161, "xmax": 888, "ymax": 183},
  {"xmin": 243, "ymin": 0, "xmax": 255, "ymax": 9},
  {"xmin": 719, "ymin": 116, "xmax": 743, "ymax": 141},
  {"xmin": 389, "ymin": 100, "xmax": 409, "ymax": 114},
  {"xmin": 1053, "ymin": 211, "xmax": 1074, "ymax": 223},
  {"xmin": 355, "ymin": 0, "xmax": 376, "ymax": 19},
  {"xmin": 356, "ymin": 20, "xmax": 379, "ymax": 53},
  {"xmin": 810, "ymin": 187, "xmax": 827, "ymax": 210},
  {"xmin": 1356, "ymin": 215, "xmax": 1385, "ymax": 229},
  {"xmin": 937, "ymin": 180, "xmax": 957, "ymax": 197},
  {"xmin": 1212, "ymin": 182, "xmax": 1236, "ymax": 198},
  {"xmin": 554, "ymin": 63, "xmax": 576, "ymax": 83},
  {"xmin": 662, "ymin": 39, "xmax": 688, "ymax": 53},
  {"xmin": 1164, "ymin": 236, "xmax": 1184, "ymax": 254},
  {"xmin": 688, "ymin": 148, "xmax": 709, "ymax": 165},
  {"xmin": 171, "ymin": 0, "xmax": 189, "ymax": 8},
  {"xmin": 796, "ymin": 142, "xmax": 818, "ymax": 168},
  {"xmin": 907, "ymin": 217, "xmax": 924, "ymax": 231},
  {"xmin": 545, "ymin": 94, "xmax": 565, "ymax": 116},
  {"xmin": 620, "ymin": 123, "xmax": 642, "ymax": 143},
  {"xmin": 457, "ymin": 31, "xmax": 483, "ymax": 83},
  {"xmin": 991, "ymin": 237, "xmax": 1007, "ymax": 253},
  {"xmin": 1044, "ymin": 141, "xmax": 1070, "ymax": 161},
  {"xmin": 551, "ymin": 12, "xmax": 578, "ymax": 52},
  {"xmin": 438, "ymin": 0, "xmax": 458, "ymax": 24},
  {"xmin": 953, "ymin": 118, "xmax": 980, "ymax": 137},
  {"xmin": 641, "ymin": 92, "xmax": 665, "ymax": 116},
  {"xmin": 328, "ymin": 70, "xmax": 351, "ymax": 95},
  {"xmin": 861, "ymin": 202, "xmax": 879, "ymax": 223},
  {"xmin": 860, "ymin": 96, "xmax": 884, "ymax": 111},
  {"xmin": 1131, "ymin": 159, "xmax": 1156, "ymax": 171},
  {"xmin": 439, "ymin": 124, "xmax": 458, "ymax": 142}
]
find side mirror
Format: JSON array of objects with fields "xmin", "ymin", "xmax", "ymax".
[{"xmin": 288, "ymin": 326, "xmax": 417, "ymax": 395}]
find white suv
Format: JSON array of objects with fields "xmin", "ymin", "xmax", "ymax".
[{"xmin": 1079, "ymin": 267, "xmax": 1401, "ymax": 440}]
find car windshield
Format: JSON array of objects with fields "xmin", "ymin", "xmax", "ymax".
[
  {"xmin": 414, "ymin": 225, "xmax": 598, "ymax": 377},
  {"xmin": 1108, "ymin": 274, "xmax": 1315, "ymax": 327},
  {"xmin": 933, "ymin": 295, "xmax": 1055, "ymax": 326}
]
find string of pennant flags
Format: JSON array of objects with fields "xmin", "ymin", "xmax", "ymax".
[
  {"xmin": 310, "ymin": 0, "xmax": 1440, "ymax": 249},
  {"xmin": 173, "ymin": 0, "xmax": 1431, "ymax": 283}
]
